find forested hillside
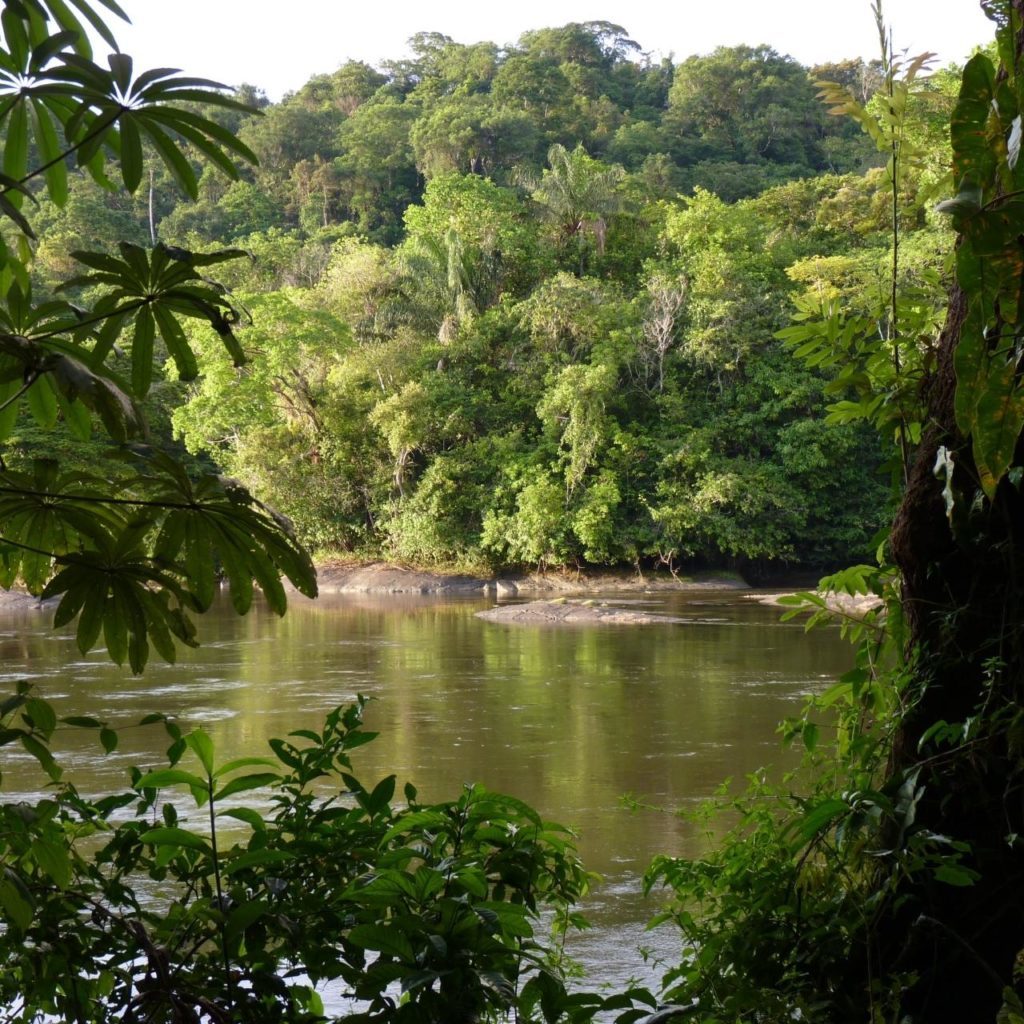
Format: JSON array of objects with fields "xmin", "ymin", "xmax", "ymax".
[{"xmin": 18, "ymin": 22, "xmax": 959, "ymax": 576}]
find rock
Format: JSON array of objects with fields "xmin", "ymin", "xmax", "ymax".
[
  {"xmin": 310, "ymin": 562, "xmax": 491, "ymax": 596},
  {"xmin": 296, "ymin": 560, "xmax": 749, "ymax": 598},
  {"xmin": 475, "ymin": 599, "xmax": 687, "ymax": 627},
  {"xmin": 0, "ymin": 589, "xmax": 54, "ymax": 611}
]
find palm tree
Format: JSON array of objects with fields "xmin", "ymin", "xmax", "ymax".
[{"xmin": 528, "ymin": 143, "xmax": 625, "ymax": 274}]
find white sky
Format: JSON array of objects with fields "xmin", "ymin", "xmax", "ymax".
[{"xmin": 108, "ymin": 1, "xmax": 991, "ymax": 100}]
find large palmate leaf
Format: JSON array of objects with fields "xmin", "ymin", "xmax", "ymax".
[
  {"xmin": 65, "ymin": 241, "xmax": 249, "ymax": 395},
  {"xmin": 0, "ymin": 1, "xmax": 318, "ymax": 670}
]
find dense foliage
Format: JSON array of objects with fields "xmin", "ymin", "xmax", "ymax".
[
  {"xmin": 3, "ymin": 690, "xmax": 651, "ymax": 1023},
  {"xmin": 10, "ymin": 1, "xmax": 1024, "ymax": 1022},
  {"xmin": 630, "ymin": 4, "xmax": 1024, "ymax": 1021},
  {"xmin": 15, "ymin": 16, "xmax": 956, "ymax": 577}
]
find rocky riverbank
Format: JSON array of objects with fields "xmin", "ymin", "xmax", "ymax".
[{"xmin": 309, "ymin": 560, "xmax": 746, "ymax": 597}]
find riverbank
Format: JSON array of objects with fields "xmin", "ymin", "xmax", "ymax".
[
  {"xmin": 308, "ymin": 559, "xmax": 748, "ymax": 597},
  {"xmin": 0, "ymin": 588, "xmax": 53, "ymax": 611}
]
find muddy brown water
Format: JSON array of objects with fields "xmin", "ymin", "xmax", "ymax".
[{"xmin": 0, "ymin": 588, "xmax": 852, "ymax": 996}]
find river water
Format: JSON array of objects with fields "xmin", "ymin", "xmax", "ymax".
[{"xmin": 0, "ymin": 587, "xmax": 852, "ymax": 995}]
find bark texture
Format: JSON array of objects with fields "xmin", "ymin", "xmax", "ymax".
[{"xmin": 887, "ymin": 283, "xmax": 1024, "ymax": 1020}]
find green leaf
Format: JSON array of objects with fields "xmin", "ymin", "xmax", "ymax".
[
  {"xmin": 951, "ymin": 54, "xmax": 997, "ymax": 191},
  {"xmin": 30, "ymin": 98, "xmax": 68, "ymax": 207},
  {"xmin": 152, "ymin": 303, "xmax": 197, "ymax": 381},
  {"xmin": 213, "ymin": 772, "xmax": 278, "ymax": 801},
  {"xmin": 3, "ymin": 101, "xmax": 28, "ymax": 183},
  {"xmin": 139, "ymin": 827, "xmax": 212, "ymax": 853},
  {"xmin": 934, "ymin": 864, "xmax": 980, "ymax": 887},
  {"xmin": 222, "ymin": 849, "xmax": 293, "ymax": 876},
  {"xmin": 973, "ymin": 354, "xmax": 1024, "ymax": 498},
  {"xmin": 75, "ymin": 585, "xmax": 106, "ymax": 655},
  {"xmin": 218, "ymin": 807, "xmax": 267, "ymax": 832},
  {"xmin": 214, "ymin": 756, "xmax": 278, "ymax": 777},
  {"xmin": 31, "ymin": 837, "xmax": 72, "ymax": 889},
  {"xmin": 135, "ymin": 768, "xmax": 207, "ymax": 791},
  {"xmin": 141, "ymin": 120, "xmax": 199, "ymax": 198},
  {"xmin": 0, "ymin": 877, "xmax": 34, "ymax": 930},
  {"xmin": 347, "ymin": 924, "xmax": 415, "ymax": 962},
  {"xmin": 23, "ymin": 697, "xmax": 56, "ymax": 736},
  {"xmin": 185, "ymin": 728, "xmax": 215, "ymax": 776},
  {"xmin": 102, "ymin": 599, "xmax": 128, "ymax": 666},
  {"xmin": 20, "ymin": 733, "xmax": 61, "ymax": 781},
  {"xmin": 953, "ymin": 299, "xmax": 990, "ymax": 434},
  {"xmin": 224, "ymin": 898, "xmax": 267, "ymax": 944},
  {"xmin": 26, "ymin": 374, "xmax": 58, "ymax": 429},
  {"xmin": 793, "ymin": 798, "xmax": 848, "ymax": 846},
  {"xmin": 62, "ymin": 715, "xmax": 102, "ymax": 728},
  {"xmin": 131, "ymin": 304, "xmax": 155, "ymax": 396}
]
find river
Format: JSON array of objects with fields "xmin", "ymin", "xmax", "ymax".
[{"xmin": 0, "ymin": 586, "xmax": 852, "ymax": 996}]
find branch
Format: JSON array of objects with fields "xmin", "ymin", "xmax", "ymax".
[
  {"xmin": 0, "ymin": 373, "xmax": 39, "ymax": 416},
  {"xmin": 30, "ymin": 297, "xmax": 147, "ymax": 342},
  {"xmin": 0, "ymin": 484, "xmax": 227, "ymax": 515}
]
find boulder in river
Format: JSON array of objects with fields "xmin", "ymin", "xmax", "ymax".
[{"xmin": 476, "ymin": 598, "xmax": 686, "ymax": 626}]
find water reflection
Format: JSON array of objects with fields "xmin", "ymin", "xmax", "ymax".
[{"xmin": 1, "ymin": 588, "xmax": 851, "ymax": 986}]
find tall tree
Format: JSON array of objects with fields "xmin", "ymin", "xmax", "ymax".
[
  {"xmin": 665, "ymin": 44, "xmax": 827, "ymax": 170},
  {"xmin": 880, "ymin": 3, "xmax": 1024, "ymax": 1014},
  {"xmin": 528, "ymin": 143, "xmax": 625, "ymax": 275}
]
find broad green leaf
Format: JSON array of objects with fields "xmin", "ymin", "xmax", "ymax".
[
  {"xmin": 347, "ymin": 923, "xmax": 415, "ymax": 962},
  {"xmin": 26, "ymin": 374, "xmax": 58, "ymax": 429},
  {"xmin": 117, "ymin": 114, "xmax": 144, "ymax": 193},
  {"xmin": 29, "ymin": 99, "xmax": 68, "ymax": 206},
  {"xmin": 131, "ymin": 304, "xmax": 155, "ymax": 395},
  {"xmin": 224, "ymin": 898, "xmax": 267, "ymax": 944},
  {"xmin": 0, "ymin": 877, "xmax": 34, "ymax": 930},
  {"xmin": 215, "ymin": 756, "xmax": 278, "ymax": 777},
  {"xmin": 213, "ymin": 771, "xmax": 278, "ymax": 801},
  {"xmin": 792, "ymin": 798, "xmax": 848, "ymax": 846},
  {"xmin": 185, "ymin": 728, "xmax": 215, "ymax": 775},
  {"xmin": 30, "ymin": 837, "xmax": 72, "ymax": 889},
  {"xmin": 135, "ymin": 768, "xmax": 207, "ymax": 790},
  {"xmin": 20, "ymin": 733, "xmax": 61, "ymax": 780},
  {"xmin": 75, "ymin": 583, "xmax": 107, "ymax": 655},
  {"xmin": 102, "ymin": 598, "xmax": 128, "ymax": 666},
  {"xmin": 23, "ymin": 697, "xmax": 56, "ymax": 735},
  {"xmin": 222, "ymin": 849, "xmax": 293, "ymax": 876},
  {"xmin": 951, "ymin": 54, "xmax": 997, "ymax": 190},
  {"xmin": 3, "ymin": 101, "xmax": 28, "ymax": 184},
  {"xmin": 218, "ymin": 807, "xmax": 267, "ymax": 832},
  {"xmin": 934, "ymin": 863, "xmax": 980, "ymax": 887},
  {"xmin": 139, "ymin": 827, "xmax": 212, "ymax": 853},
  {"xmin": 974, "ymin": 355, "xmax": 1024, "ymax": 498},
  {"xmin": 953, "ymin": 300, "xmax": 990, "ymax": 434}
]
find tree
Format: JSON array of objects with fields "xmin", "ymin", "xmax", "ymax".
[
  {"xmin": 643, "ymin": 6, "xmax": 1024, "ymax": 1020},
  {"xmin": 664, "ymin": 45, "xmax": 826, "ymax": 171},
  {"xmin": 336, "ymin": 96, "xmax": 421, "ymax": 243},
  {"xmin": 0, "ymin": 0, "xmax": 315, "ymax": 672},
  {"xmin": 528, "ymin": 143, "xmax": 625, "ymax": 275},
  {"xmin": 879, "ymin": 5, "xmax": 1024, "ymax": 1014}
]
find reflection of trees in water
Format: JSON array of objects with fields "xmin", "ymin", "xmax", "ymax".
[{"xmin": 2, "ymin": 594, "xmax": 850, "ymax": 877}]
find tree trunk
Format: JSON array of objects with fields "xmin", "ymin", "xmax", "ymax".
[{"xmin": 886, "ymin": 282, "xmax": 1024, "ymax": 1019}]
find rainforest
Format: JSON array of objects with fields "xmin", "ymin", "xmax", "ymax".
[{"xmin": 5, "ymin": 1, "xmax": 1024, "ymax": 1022}]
